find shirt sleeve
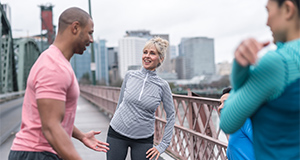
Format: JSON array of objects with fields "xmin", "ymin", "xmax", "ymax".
[
  {"xmin": 230, "ymin": 59, "xmax": 250, "ymax": 91},
  {"xmin": 220, "ymin": 52, "xmax": 285, "ymax": 134},
  {"xmin": 35, "ymin": 64, "xmax": 71, "ymax": 101},
  {"xmin": 155, "ymin": 81, "xmax": 175, "ymax": 154},
  {"xmin": 116, "ymin": 71, "xmax": 130, "ymax": 110},
  {"xmin": 241, "ymin": 118, "xmax": 253, "ymax": 143}
]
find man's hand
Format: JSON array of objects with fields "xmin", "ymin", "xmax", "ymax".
[
  {"xmin": 81, "ymin": 130, "xmax": 109, "ymax": 152},
  {"xmin": 146, "ymin": 147, "xmax": 160, "ymax": 160},
  {"xmin": 234, "ymin": 38, "xmax": 269, "ymax": 67}
]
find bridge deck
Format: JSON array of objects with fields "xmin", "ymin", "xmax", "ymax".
[{"xmin": 0, "ymin": 96, "xmax": 173, "ymax": 160}]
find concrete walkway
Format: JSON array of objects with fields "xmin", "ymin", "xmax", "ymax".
[
  {"xmin": 0, "ymin": 96, "xmax": 174, "ymax": 160},
  {"xmin": 71, "ymin": 96, "xmax": 111, "ymax": 159},
  {"xmin": 73, "ymin": 96, "xmax": 174, "ymax": 160}
]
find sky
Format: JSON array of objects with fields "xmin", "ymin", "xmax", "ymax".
[{"xmin": 2, "ymin": 0, "xmax": 274, "ymax": 63}]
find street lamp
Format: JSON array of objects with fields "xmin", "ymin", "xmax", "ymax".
[{"xmin": 88, "ymin": 0, "xmax": 96, "ymax": 85}]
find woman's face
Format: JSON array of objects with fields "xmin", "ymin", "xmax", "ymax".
[
  {"xmin": 142, "ymin": 44, "xmax": 161, "ymax": 71},
  {"xmin": 266, "ymin": 0, "xmax": 287, "ymax": 42}
]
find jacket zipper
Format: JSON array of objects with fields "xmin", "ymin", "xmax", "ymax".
[{"xmin": 139, "ymin": 73, "xmax": 148, "ymax": 101}]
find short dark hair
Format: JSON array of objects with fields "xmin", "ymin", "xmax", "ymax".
[
  {"xmin": 276, "ymin": 0, "xmax": 300, "ymax": 16},
  {"xmin": 58, "ymin": 7, "xmax": 92, "ymax": 33},
  {"xmin": 222, "ymin": 87, "xmax": 232, "ymax": 96}
]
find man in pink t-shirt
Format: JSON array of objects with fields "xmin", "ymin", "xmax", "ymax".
[{"xmin": 9, "ymin": 7, "xmax": 109, "ymax": 160}]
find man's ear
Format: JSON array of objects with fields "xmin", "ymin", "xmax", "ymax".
[
  {"xmin": 71, "ymin": 21, "xmax": 80, "ymax": 34},
  {"xmin": 283, "ymin": 1, "xmax": 296, "ymax": 20}
]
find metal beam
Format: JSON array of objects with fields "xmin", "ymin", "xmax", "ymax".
[{"xmin": 0, "ymin": 4, "xmax": 18, "ymax": 93}]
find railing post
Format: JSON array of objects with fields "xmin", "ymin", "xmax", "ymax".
[{"xmin": 187, "ymin": 89, "xmax": 195, "ymax": 160}]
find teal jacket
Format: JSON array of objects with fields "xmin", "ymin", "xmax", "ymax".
[{"xmin": 220, "ymin": 39, "xmax": 300, "ymax": 158}]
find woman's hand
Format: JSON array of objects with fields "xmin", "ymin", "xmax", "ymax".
[
  {"xmin": 234, "ymin": 38, "xmax": 269, "ymax": 67},
  {"xmin": 146, "ymin": 147, "xmax": 160, "ymax": 160}
]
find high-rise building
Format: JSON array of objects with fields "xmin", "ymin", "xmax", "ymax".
[
  {"xmin": 125, "ymin": 30, "xmax": 152, "ymax": 40},
  {"xmin": 70, "ymin": 47, "xmax": 92, "ymax": 83},
  {"xmin": 216, "ymin": 61, "xmax": 232, "ymax": 76},
  {"xmin": 177, "ymin": 37, "xmax": 215, "ymax": 79},
  {"xmin": 170, "ymin": 45, "xmax": 178, "ymax": 60},
  {"xmin": 107, "ymin": 47, "xmax": 120, "ymax": 85},
  {"xmin": 173, "ymin": 56, "xmax": 185, "ymax": 79},
  {"xmin": 95, "ymin": 39, "xmax": 109, "ymax": 85},
  {"xmin": 118, "ymin": 37, "xmax": 147, "ymax": 79},
  {"xmin": 107, "ymin": 47, "xmax": 118, "ymax": 70}
]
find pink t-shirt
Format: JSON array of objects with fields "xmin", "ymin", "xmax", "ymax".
[{"xmin": 11, "ymin": 45, "xmax": 79, "ymax": 154}]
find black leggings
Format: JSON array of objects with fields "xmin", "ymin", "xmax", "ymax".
[{"xmin": 106, "ymin": 126, "xmax": 154, "ymax": 160}]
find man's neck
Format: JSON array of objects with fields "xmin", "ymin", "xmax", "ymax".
[{"xmin": 53, "ymin": 39, "xmax": 73, "ymax": 61}]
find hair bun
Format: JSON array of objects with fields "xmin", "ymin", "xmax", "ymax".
[{"xmin": 151, "ymin": 37, "xmax": 169, "ymax": 58}]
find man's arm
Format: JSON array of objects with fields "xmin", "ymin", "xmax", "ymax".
[{"xmin": 37, "ymin": 98, "xmax": 82, "ymax": 160}]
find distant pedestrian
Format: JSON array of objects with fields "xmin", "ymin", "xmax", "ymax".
[
  {"xmin": 106, "ymin": 37, "xmax": 175, "ymax": 160},
  {"xmin": 9, "ymin": 7, "xmax": 109, "ymax": 160},
  {"xmin": 218, "ymin": 87, "xmax": 255, "ymax": 160},
  {"xmin": 220, "ymin": 0, "xmax": 300, "ymax": 159}
]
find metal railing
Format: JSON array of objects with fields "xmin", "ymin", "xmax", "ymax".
[
  {"xmin": 80, "ymin": 85, "xmax": 228, "ymax": 160},
  {"xmin": 0, "ymin": 91, "xmax": 25, "ymax": 103}
]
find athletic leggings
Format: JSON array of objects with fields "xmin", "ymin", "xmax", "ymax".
[{"xmin": 106, "ymin": 126, "xmax": 154, "ymax": 160}]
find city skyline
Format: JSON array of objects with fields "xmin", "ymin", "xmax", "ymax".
[{"xmin": 2, "ymin": 0, "xmax": 273, "ymax": 63}]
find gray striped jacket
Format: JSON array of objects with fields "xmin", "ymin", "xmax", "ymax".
[{"xmin": 110, "ymin": 67, "xmax": 175, "ymax": 153}]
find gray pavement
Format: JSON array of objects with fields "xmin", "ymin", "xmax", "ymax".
[
  {"xmin": 0, "ymin": 96, "xmax": 174, "ymax": 160},
  {"xmin": 72, "ymin": 96, "xmax": 111, "ymax": 159},
  {"xmin": 73, "ymin": 96, "xmax": 173, "ymax": 160}
]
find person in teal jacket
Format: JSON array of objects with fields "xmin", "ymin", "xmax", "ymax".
[{"xmin": 220, "ymin": 0, "xmax": 300, "ymax": 159}]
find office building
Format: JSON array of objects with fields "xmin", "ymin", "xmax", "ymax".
[
  {"xmin": 177, "ymin": 37, "xmax": 215, "ymax": 79},
  {"xmin": 107, "ymin": 47, "xmax": 120, "ymax": 85},
  {"xmin": 118, "ymin": 37, "xmax": 147, "ymax": 78},
  {"xmin": 95, "ymin": 39, "xmax": 109, "ymax": 85},
  {"xmin": 216, "ymin": 61, "xmax": 232, "ymax": 76},
  {"xmin": 70, "ymin": 47, "xmax": 92, "ymax": 83}
]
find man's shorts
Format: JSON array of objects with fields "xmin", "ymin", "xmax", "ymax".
[{"xmin": 8, "ymin": 150, "xmax": 63, "ymax": 160}]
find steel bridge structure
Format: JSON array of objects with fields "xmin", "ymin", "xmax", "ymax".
[{"xmin": 0, "ymin": 4, "xmax": 40, "ymax": 93}]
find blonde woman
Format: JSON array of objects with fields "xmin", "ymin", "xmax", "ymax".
[{"xmin": 107, "ymin": 37, "xmax": 175, "ymax": 160}]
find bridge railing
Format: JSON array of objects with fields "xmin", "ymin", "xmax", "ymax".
[
  {"xmin": 0, "ymin": 91, "xmax": 25, "ymax": 103},
  {"xmin": 80, "ymin": 85, "xmax": 228, "ymax": 160}
]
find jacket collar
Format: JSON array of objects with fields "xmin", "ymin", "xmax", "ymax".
[{"xmin": 141, "ymin": 67, "xmax": 157, "ymax": 76}]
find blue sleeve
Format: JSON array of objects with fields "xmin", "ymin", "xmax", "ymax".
[
  {"xmin": 155, "ymin": 81, "xmax": 175, "ymax": 154},
  {"xmin": 220, "ymin": 52, "xmax": 285, "ymax": 134},
  {"xmin": 241, "ymin": 118, "xmax": 253, "ymax": 143}
]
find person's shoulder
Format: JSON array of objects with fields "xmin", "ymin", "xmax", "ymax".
[
  {"xmin": 156, "ymin": 76, "xmax": 171, "ymax": 89},
  {"xmin": 123, "ymin": 70, "xmax": 138, "ymax": 80},
  {"xmin": 256, "ymin": 50, "xmax": 285, "ymax": 70},
  {"xmin": 260, "ymin": 50, "xmax": 284, "ymax": 63},
  {"xmin": 125, "ymin": 70, "xmax": 136, "ymax": 76}
]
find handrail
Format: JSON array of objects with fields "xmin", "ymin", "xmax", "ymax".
[{"xmin": 0, "ymin": 91, "xmax": 25, "ymax": 103}]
